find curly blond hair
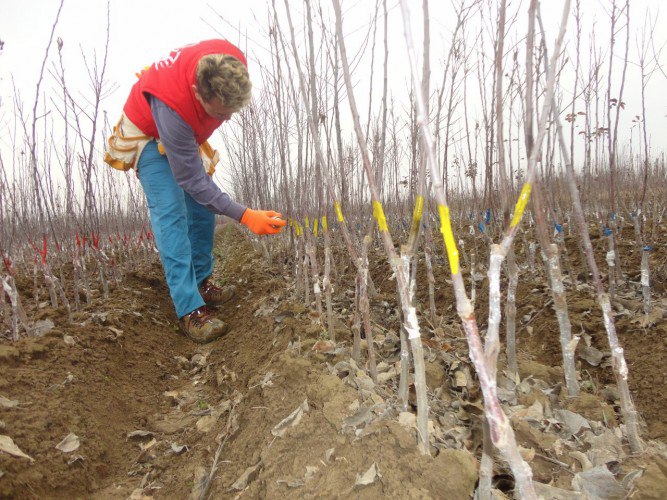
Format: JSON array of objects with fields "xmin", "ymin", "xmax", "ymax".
[{"xmin": 195, "ymin": 54, "xmax": 252, "ymax": 111}]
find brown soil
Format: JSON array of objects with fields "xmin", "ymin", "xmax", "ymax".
[{"xmin": 1, "ymin": 221, "xmax": 666, "ymax": 499}]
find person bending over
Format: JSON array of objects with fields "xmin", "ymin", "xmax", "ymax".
[{"xmin": 105, "ymin": 39, "xmax": 285, "ymax": 343}]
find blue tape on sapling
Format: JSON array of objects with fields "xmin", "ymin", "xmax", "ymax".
[{"xmin": 604, "ymin": 227, "xmax": 613, "ymax": 236}]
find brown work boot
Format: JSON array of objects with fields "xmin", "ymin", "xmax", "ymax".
[
  {"xmin": 199, "ymin": 277, "xmax": 236, "ymax": 306},
  {"xmin": 179, "ymin": 306, "xmax": 229, "ymax": 344}
]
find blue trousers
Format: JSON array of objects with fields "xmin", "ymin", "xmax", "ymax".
[{"xmin": 137, "ymin": 141, "xmax": 214, "ymax": 318}]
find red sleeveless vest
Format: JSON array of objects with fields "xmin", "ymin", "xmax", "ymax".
[{"xmin": 123, "ymin": 39, "xmax": 247, "ymax": 144}]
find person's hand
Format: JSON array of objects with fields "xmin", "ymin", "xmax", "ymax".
[{"xmin": 240, "ymin": 209, "xmax": 287, "ymax": 235}]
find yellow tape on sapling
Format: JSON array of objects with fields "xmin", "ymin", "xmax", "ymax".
[
  {"xmin": 321, "ymin": 216, "xmax": 328, "ymax": 232},
  {"xmin": 334, "ymin": 201, "xmax": 344, "ymax": 222},
  {"xmin": 409, "ymin": 194, "xmax": 424, "ymax": 234},
  {"xmin": 438, "ymin": 204, "xmax": 460, "ymax": 275},
  {"xmin": 510, "ymin": 183, "xmax": 532, "ymax": 228},
  {"xmin": 313, "ymin": 218, "xmax": 319, "ymax": 237},
  {"xmin": 304, "ymin": 216, "xmax": 309, "ymax": 230},
  {"xmin": 372, "ymin": 200, "xmax": 389, "ymax": 232},
  {"xmin": 413, "ymin": 195, "xmax": 424, "ymax": 224}
]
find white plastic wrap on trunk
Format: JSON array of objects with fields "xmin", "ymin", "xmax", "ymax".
[
  {"xmin": 605, "ymin": 251, "xmax": 615, "ymax": 267},
  {"xmin": 405, "ymin": 306, "xmax": 420, "ymax": 339}
]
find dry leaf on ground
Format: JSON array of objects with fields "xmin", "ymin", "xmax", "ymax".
[
  {"xmin": 139, "ymin": 438, "xmax": 157, "ymax": 451},
  {"xmin": 572, "ymin": 465, "xmax": 627, "ymax": 499},
  {"xmin": 312, "ymin": 340, "xmax": 336, "ymax": 353},
  {"xmin": 533, "ymin": 481, "xmax": 584, "ymax": 499},
  {"xmin": 231, "ymin": 460, "xmax": 262, "ymax": 490},
  {"xmin": 271, "ymin": 399, "xmax": 309, "ymax": 437},
  {"xmin": 170, "ymin": 442, "xmax": 188, "ymax": 454},
  {"xmin": 127, "ymin": 430, "xmax": 154, "ymax": 439},
  {"xmin": 0, "ymin": 435, "xmax": 35, "ymax": 462},
  {"xmin": 554, "ymin": 409, "xmax": 591, "ymax": 435},
  {"xmin": 579, "ymin": 345, "xmax": 604, "ymax": 366},
  {"xmin": 0, "ymin": 396, "xmax": 19, "ymax": 409},
  {"xmin": 355, "ymin": 463, "xmax": 380, "ymax": 487},
  {"xmin": 632, "ymin": 307, "xmax": 665, "ymax": 328},
  {"xmin": 343, "ymin": 404, "xmax": 372, "ymax": 430},
  {"xmin": 195, "ymin": 415, "xmax": 217, "ymax": 433},
  {"xmin": 55, "ymin": 433, "xmax": 80, "ymax": 453}
]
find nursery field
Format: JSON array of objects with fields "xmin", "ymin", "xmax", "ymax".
[
  {"xmin": 1, "ymin": 222, "xmax": 666, "ymax": 499},
  {"xmin": 3, "ymin": 0, "xmax": 667, "ymax": 498}
]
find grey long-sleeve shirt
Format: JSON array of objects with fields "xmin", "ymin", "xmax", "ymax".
[{"xmin": 149, "ymin": 95, "xmax": 246, "ymax": 221}]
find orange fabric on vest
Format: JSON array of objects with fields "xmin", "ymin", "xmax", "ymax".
[{"xmin": 123, "ymin": 39, "xmax": 247, "ymax": 145}]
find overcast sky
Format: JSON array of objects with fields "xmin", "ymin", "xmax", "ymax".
[{"xmin": 1, "ymin": 0, "xmax": 666, "ymax": 179}]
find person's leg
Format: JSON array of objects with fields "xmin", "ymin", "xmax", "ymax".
[
  {"xmin": 137, "ymin": 142, "xmax": 204, "ymax": 318},
  {"xmin": 184, "ymin": 192, "xmax": 237, "ymax": 307},
  {"xmin": 184, "ymin": 191, "xmax": 215, "ymax": 286}
]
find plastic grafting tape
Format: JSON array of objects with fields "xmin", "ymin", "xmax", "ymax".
[
  {"xmin": 603, "ymin": 227, "xmax": 613, "ymax": 237},
  {"xmin": 510, "ymin": 183, "xmax": 532, "ymax": 228},
  {"xmin": 408, "ymin": 196, "xmax": 424, "ymax": 234},
  {"xmin": 372, "ymin": 200, "xmax": 389, "ymax": 232},
  {"xmin": 334, "ymin": 201, "xmax": 345, "ymax": 223},
  {"xmin": 313, "ymin": 218, "xmax": 319, "ymax": 237},
  {"xmin": 406, "ymin": 306, "xmax": 421, "ymax": 340},
  {"xmin": 605, "ymin": 250, "xmax": 615, "ymax": 266},
  {"xmin": 413, "ymin": 195, "xmax": 424, "ymax": 224},
  {"xmin": 321, "ymin": 216, "xmax": 328, "ymax": 232},
  {"xmin": 438, "ymin": 204, "xmax": 460, "ymax": 275},
  {"xmin": 643, "ymin": 245, "xmax": 653, "ymax": 252},
  {"xmin": 304, "ymin": 216, "xmax": 310, "ymax": 229}
]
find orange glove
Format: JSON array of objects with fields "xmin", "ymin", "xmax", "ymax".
[{"xmin": 240, "ymin": 209, "xmax": 286, "ymax": 235}]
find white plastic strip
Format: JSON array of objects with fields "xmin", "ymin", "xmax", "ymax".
[{"xmin": 405, "ymin": 306, "xmax": 421, "ymax": 340}]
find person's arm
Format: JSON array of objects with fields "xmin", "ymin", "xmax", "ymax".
[{"xmin": 149, "ymin": 95, "xmax": 246, "ymax": 220}]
